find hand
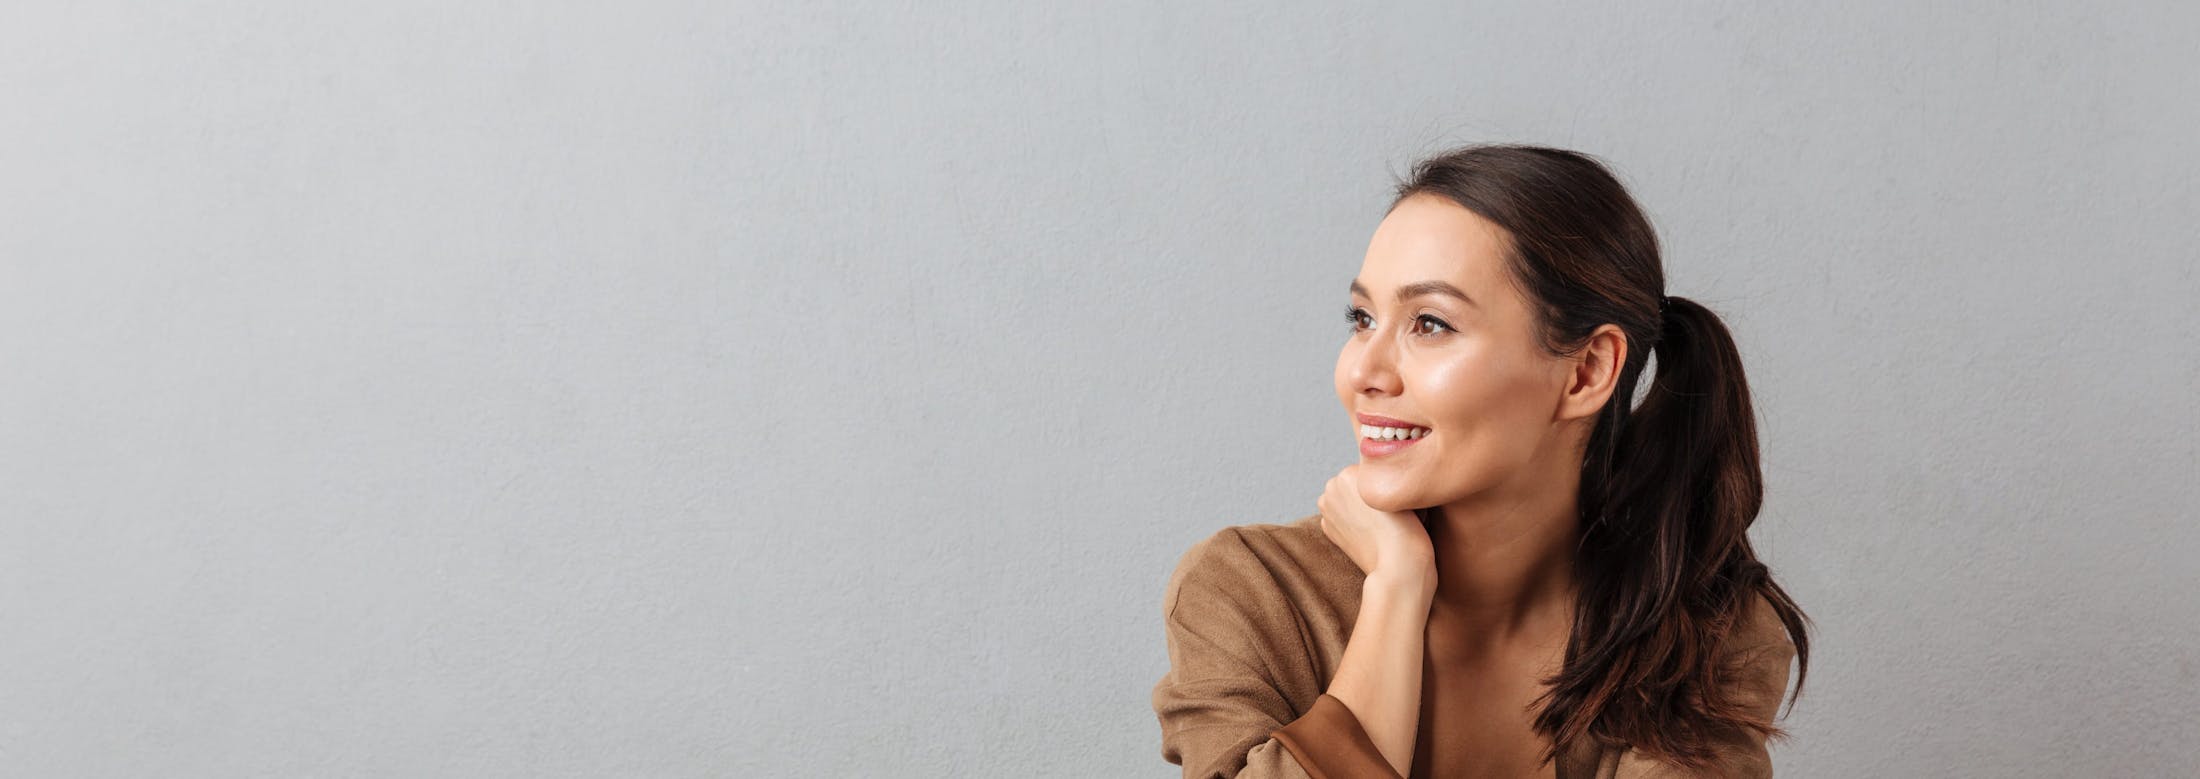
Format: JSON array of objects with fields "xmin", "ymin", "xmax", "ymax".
[{"xmin": 1316, "ymin": 464, "xmax": 1436, "ymax": 580}]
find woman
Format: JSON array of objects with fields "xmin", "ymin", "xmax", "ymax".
[{"xmin": 1152, "ymin": 144, "xmax": 1812, "ymax": 779}]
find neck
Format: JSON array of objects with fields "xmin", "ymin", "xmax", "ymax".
[{"xmin": 1422, "ymin": 479, "xmax": 1582, "ymax": 647}]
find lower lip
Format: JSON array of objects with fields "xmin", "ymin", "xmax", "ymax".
[{"xmin": 1360, "ymin": 431, "xmax": 1427, "ymax": 458}]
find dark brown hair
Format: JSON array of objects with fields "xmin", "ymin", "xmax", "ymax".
[{"xmin": 1392, "ymin": 144, "xmax": 1812, "ymax": 772}]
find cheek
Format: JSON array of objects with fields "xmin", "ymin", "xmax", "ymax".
[
  {"xmin": 1412, "ymin": 359, "xmax": 1492, "ymax": 425},
  {"xmin": 1416, "ymin": 355, "xmax": 1550, "ymax": 443}
]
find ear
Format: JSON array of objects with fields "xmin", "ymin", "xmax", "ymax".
[{"xmin": 1555, "ymin": 323, "xmax": 1628, "ymax": 423}]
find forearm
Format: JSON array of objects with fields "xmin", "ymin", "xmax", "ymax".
[{"xmin": 1322, "ymin": 568, "xmax": 1435, "ymax": 777}]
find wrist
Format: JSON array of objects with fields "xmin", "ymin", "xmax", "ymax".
[{"xmin": 1364, "ymin": 562, "xmax": 1436, "ymax": 601}]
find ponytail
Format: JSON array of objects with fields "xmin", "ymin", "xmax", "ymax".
[{"xmin": 1546, "ymin": 293, "xmax": 1814, "ymax": 771}]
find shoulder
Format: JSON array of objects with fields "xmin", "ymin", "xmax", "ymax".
[
  {"xmin": 1160, "ymin": 513, "xmax": 1358, "ymax": 618},
  {"xmin": 1729, "ymin": 591, "xmax": 1797, "ymax": 660},
  {"xmin": 1601, "ymin": 593, "xmax": 1802, "ymax": 777},
  {"xmin": 1720, "ymin": 591, "xmax": 1801, "ymax": 714}
]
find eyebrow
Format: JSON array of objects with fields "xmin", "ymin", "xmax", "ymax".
[{"xmin": 1349, "ymin": 279, "xmax": 1478, "ymax": 308}]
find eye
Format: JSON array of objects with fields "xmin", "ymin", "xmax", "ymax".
[{"xmin": 1346, "ymin": 307, "xmax": 1453, "ymax": 337}]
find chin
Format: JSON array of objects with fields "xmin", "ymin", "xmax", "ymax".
[{"xmin": 1355, "ymin": 482, "xmax": 1419, "ymax": 513}]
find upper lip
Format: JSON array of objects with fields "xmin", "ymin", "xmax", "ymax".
[{"xmin": 1356, "ymin": 413, "xmax": 1429, "ymax": 429}]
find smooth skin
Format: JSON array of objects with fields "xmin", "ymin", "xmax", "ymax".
[{"xmin": 1315, "ymin": 193, "xmax": 1634, "ymax": 778}]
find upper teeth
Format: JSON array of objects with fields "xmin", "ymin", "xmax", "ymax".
[{"xmin": 1361, "ymin": 425, "xmax": 1430, "ymax": 440}]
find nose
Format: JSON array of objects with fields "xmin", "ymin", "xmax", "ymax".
[{"xmin": 1346, "ymin": 328, "xmax": 1403, "ymax": 397}]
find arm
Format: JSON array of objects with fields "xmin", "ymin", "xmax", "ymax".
[
  {"xmin": 1277, "ymin": 567, "xmax": 1434, "ymax": 777},
  {"xmin": 1151, "ymin": 530, "xmax": 1410, "ymax": 779}
]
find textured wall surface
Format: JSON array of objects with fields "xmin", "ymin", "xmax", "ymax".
[{"xmin": 3, "ymin": 3, "xmax": 2195, "ymax": 777}]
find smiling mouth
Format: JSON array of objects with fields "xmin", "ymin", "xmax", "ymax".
[
  {"xmin": 1359, "ymin": 424, "xmax": 1430, "ymax": 440},
  {"xmin": 1359, "ymin": 427, "xmax": 1428, "ymax": 458}
]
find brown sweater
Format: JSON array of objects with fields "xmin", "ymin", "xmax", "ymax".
[{"xmin": 1151, "ymin": 513, "xmax": 1798, "ymax": 778}]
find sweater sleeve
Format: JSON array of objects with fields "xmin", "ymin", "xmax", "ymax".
[
  {"xmin": 1270, "ymin": 693, "xmax": 1404, "ymax": 779},
  {"xmin": 1151, "ymin": 529, "xmax": 1404, "ymax": 779}
]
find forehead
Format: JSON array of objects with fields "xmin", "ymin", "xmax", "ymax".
[{"xmin": 1356, "ymin": 193, "xmax": 1513, "ymax": 300}]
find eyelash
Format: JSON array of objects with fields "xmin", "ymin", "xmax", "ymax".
[{"xmin": 1345, "ymin": 306, "xmax": 1454, "ymax": 337}]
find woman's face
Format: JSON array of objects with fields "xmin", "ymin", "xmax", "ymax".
[{"xmin": 1334, "ymin": 193, "xmax": 1576, "ymax": 513}]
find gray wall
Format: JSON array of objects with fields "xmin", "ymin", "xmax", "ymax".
[{"xmin": 4, "ymin": 2, "xmax": 2194, "ymax": 777}]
